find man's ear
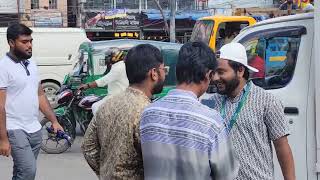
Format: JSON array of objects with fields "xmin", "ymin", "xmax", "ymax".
[
  {"xmin": 8, "ymin": 39, "xmax": 15, "ymax": 47},
  {"xmin": 150, "ymin": 68, "xmax": 159, "ymax": 81},
  {"xmin": 237, "ymin": 66, "xmax": 245, "ymax": 78}
]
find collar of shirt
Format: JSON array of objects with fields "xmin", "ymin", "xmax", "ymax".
[
  {"xmin": 225, "ymin": 81, "xmax": 252, "ymax": 103},
  {"xmin": 127, "ymin": 87, "xmax": 151, "ymax": 103},
  {"xmin": 6, "ymin": 53, "xmax": 27, "ymax": 64},
  {"xmin": 168, "ymin": 89, "xmax": 198, "ymax": 101}
]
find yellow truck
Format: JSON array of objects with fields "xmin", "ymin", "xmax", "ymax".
[{"xmin": 190, "ymin": 16, "xmax": 256, "ymax": 51}]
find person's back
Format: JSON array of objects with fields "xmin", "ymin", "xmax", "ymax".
[
  {"xmin": 94, "ymin": 87, "xmax": 149, "ymax": 179},
  {"xmin": 141, "ymin": 90, "xmax": 234, "ymax": 179},
  {"xmin": 140, "ymin": 41, "xmax": 239, "ymax": 180}
]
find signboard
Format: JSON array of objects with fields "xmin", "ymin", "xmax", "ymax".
[
  {"xmin": 85, "ymin": 9, "xmax": 141, "ymax": 30},
  {"xmin": 32, "ymin": 11, "xmax": 63, "ymax": 27},
  {"xmin": 0, "ymin": 0, "xmax": 17, "ymax": 14}
]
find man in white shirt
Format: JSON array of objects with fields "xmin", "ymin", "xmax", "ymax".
[
  {"xmin": 0, "ymin": 24, "xmax": 64, "ymax": 180},
  {"xmin": 79, "ymin": 48, "xmax": 129, "ymax": 114}
]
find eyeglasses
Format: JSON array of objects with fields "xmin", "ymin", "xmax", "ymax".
[{"xmin": 158, "ymin": 66, "xmax": 170, "ymax": 75}]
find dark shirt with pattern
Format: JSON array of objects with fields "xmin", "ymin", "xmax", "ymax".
[
  {"xmin": 81, "ymin": 87, "xmax": 150, "ymax": 180},
  {"xmin": 209, "ymin": 81, "xmax": 290, "ymax": 180}
]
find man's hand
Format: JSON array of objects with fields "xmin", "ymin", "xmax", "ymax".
[
  {"xmin": 78, "ymin": 84, "xmax": 89, "ymax": 90},
  {"xmin": 52, "ymin": 122, "xmax": 64, "ymax": 133},
  {"xmin": 0, "ymin": 139, "xmax": 11, "ymax": 157}
]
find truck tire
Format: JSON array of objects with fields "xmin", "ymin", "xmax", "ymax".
[{"xmin": 42, "ymin": 82, "xmax": 60, "ymax": 108}]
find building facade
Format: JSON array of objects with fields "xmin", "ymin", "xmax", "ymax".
[
  {"xmin": 20, "ymin": 0, "xmax": 68, "ymax": 27},
  {"xmin": 81, "ymin": 0, "xmax": 209, "ymax": 41}
]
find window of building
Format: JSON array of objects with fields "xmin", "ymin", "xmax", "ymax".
[
  {"xmin": 49, "ymin": 0, "xmax": 58, "ymax": 9},
  {"xmin": 31, "ymin": 0, "xmax": 39, "ymax": 9},
  {"xmin": 239, "ymin": 27, "xmax": 303, "ymax": 89}
]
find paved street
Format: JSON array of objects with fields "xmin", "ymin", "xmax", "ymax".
[{"xmin": 0, "ymin": 136, "xmax": 97, "ymax": 180}]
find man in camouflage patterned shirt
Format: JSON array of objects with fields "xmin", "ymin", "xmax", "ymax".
[
  {"xmin": 210, "ymin": 43, "xmax": 295, "ymax": 180},
  {"xmin": 81, "ymin": 44, "xmax": 166, "ymax": 180}
]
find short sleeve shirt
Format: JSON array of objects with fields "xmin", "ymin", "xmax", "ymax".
[
  {"xmin": 209, "ymin": 82, "xmax": 290, "ymax": 180},
  {"xmin": 0, "ymin": 55, "xmax": 41, "ymax": 133}
]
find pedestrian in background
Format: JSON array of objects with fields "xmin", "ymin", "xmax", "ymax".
[
  {"xmin": 210, "ymin": 42, "xmax": 295, "ymax": 180},
  {"xmin": 81, "ymin": 44, "xmax": 166, "ymax": 179},
  {"xmin": 140, "ymin": 41, "xmax": 239, "ymax": 180},
  {"xmin": 78, "ymin": 47, "xmax": 129, "ymax": 114},
  {"xmin": 0, "ymin": 23, "xmax": 64, "ymax": 180}
]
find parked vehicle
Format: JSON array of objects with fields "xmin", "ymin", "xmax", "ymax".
[
  {"xmin": 63, "ymin": 39, "xmax": 182, "ymax": 98},
  {"xmin": 190, "ymin": 16, "xmax": 256, "ymax": 51},
  {"xmin": 202, "ymin": 12, "xmax": 316, "ymax": 180},
  {"xmin": 40, "ymin": 39, "xmax": 182, "ymax": 154},
  {"xmin": 0, "ymin": 27, "xmax": 89, "ymax": 106}
]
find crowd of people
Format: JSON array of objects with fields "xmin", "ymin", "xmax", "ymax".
[{"xmin": 0, "ymin": 23, "xmax": 296, "ymax": 180}]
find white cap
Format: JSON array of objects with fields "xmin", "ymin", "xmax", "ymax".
[{"xmin": 219, "ymin": 42, "xmax": 259, "ymax": 72}]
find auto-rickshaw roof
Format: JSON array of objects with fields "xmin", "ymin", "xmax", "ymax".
[{"xmin": 90, "ymin": 39, "xmax": 182, "ymax": 51}]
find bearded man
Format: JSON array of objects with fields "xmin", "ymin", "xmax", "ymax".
[
  {"xmin": 210, "ymin": 43, "xmax": 295, "ymax": 180},
  {"xmin": 81, "ymin": 44, "xmax": 167, "ymax": 180}
]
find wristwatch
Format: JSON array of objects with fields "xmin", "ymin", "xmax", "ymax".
[{"xmin": 86, "ymin": 84, "xmax": 90, "ymax": 89}]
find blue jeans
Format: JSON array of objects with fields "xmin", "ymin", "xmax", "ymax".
[{"xmin": 7, "ymin": 129, "xmax": 42, "ymax": 180}]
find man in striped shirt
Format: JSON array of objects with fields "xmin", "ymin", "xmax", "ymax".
[{"xmin": 140, "ymin": 42, "xmax": 239, "ymax": 180}]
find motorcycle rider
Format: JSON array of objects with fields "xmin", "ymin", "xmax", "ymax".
[{"xmin": 78, "ymin": 47, "xmax": 129, "ymax": 114}]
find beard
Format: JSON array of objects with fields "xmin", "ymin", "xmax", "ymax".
[
  {"xmin": 14, "ymin": 48, "xmax": 32, "ymax": 60},
  {"xmin": 152, "ymin": 79, "xmax": 165, "ymax": 95},
  {"xmin": 215, "ymin": 75, "xmax": 240, "ymax": 96}
]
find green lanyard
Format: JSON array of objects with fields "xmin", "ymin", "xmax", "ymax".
[{"xmin": 220, "ymin": 82, "xmax": 251, "ymax": 132}]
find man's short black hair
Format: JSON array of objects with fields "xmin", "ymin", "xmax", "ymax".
[
  {"xmin": 125, "ymin": 44, "xmax": 163, "ymax": 84},
  {"xmin": 176, "ymin": 41, "xmax": 217, "ymax": 84},
  {"xmin": 228, "ymin": 61, "xmax": 250, "ymax": 80},
  {"xmin": 7, "ymin": 23, "xmax": 32, "ymax": 42}
]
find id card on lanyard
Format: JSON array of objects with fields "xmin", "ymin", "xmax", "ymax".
[{"xmin": 220, "ymin": 82, "xmax": 251, "ymax": 132}]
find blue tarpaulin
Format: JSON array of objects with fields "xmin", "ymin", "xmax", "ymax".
[{"xmin": 144, "ymin": 9, "xmax": 212, "ymax": 20}]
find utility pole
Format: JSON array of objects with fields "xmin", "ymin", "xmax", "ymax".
[
  {"xmin": 17, "ymin": 0, "xmax": 20, "ymax": 23},
  {"xmin": 170, "ymin": 0, "xmax": 176, "ymax": 42},
  {"xmin": 79, "ymin": 0, "xmax": 86, "ymax": 28}
]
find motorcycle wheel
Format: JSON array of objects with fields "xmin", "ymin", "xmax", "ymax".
[{"xmin": 40, "ymin": 116, "xmax": 76, "ymax": 154}]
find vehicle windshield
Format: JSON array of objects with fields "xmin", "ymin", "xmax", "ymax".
[
  {"xmin": 190, "ymin": 20, "xmax": 214, "ymax": 45},
  {"xmin": 71, "ymin": 50, "xmax": 88, "ymax": 76}
]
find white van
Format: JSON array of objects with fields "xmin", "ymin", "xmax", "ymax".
[
  {"xmin": 0, "ymin": 27, "xmax": 89, "ymax": 104},
  {"xmin": 225, "ymin": 13, "xmax": 315, "ymax": 179}
]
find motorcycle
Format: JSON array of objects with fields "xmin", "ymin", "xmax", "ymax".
[{"xmin": 40, "ymin": 84, "xmax": 103, "ymax": 154}]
